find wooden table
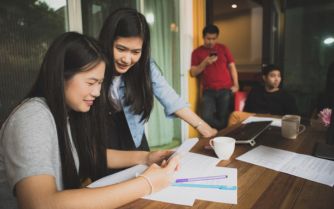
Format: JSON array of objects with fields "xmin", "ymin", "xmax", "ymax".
[{"xmin": 119, "ymin": 121, "xmax": 334, "ymax": 209}]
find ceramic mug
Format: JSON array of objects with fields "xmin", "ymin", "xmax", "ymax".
[
  {"xmin": 209, "ymin": 137, "xmax": 236, "ymax": 160},
  {"xmin": 281, "ymin": 115, "xmax": 306, "ymax": 139}
]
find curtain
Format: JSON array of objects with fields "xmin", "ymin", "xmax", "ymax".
[{"xmin": 144, "ymin": 0, "xmax": 181, "ymax": 147}]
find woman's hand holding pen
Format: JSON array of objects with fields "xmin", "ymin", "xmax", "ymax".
[{"xmin": 140, "ymin": 155, "xmax": 180, "ymax": 194}]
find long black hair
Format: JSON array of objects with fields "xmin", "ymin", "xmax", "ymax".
[
  {"xmin": 28, "ymin": 32, "xmax": 109, "ymax": 189},
  {"xmin": 99, "ymin": 8, "xmax": 153, "ymax": 122}
]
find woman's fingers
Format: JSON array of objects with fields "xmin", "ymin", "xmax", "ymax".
[
  {"xmin": 163, "ymin": 150, "xmax": 174, "ymax": 158},
  {"xmin": 161, "ymin": 160, "xmax": 167, "ymax": 167},
  {"xmin": 148, "ymin": 150, "xmax": 175, "ymax": 165},
  {"xmin": 165, "ymin": 155, "xmax": 180, "ymax": 172}
]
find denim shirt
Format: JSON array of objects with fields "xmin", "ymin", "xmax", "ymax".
[{"xmin": 113, "ymin": 59, "xmax": 188, "ymax": 147}]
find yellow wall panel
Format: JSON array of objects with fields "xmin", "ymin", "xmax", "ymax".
[{"xmin": 188, "ymin": 0, "xmax": 205, "ymax": 137}]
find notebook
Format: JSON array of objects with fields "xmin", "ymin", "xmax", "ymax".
[{"xmin": 225, "ymin": 121, "xmax": 272, "ymax": 146}]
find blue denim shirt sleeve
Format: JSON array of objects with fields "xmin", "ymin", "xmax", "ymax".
[{"xmin": 150, "ymin": 59, "xmax": 189, "ymax": 117}]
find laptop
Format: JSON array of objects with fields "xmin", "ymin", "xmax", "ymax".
[{"xmin": 225, "ymin": 121, "xmax": 272, "ymax": 146}]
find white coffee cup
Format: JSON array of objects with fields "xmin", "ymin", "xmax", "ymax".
[
  {"xmin": 281, "ymin": 115, "xmax": 306, "ymax": 139},
  {"xmin": 209, "ymin": 137, "xmax": 236, "ymax": 160}
]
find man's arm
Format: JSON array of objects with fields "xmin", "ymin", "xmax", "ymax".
[
  {"xmin": 229, "ymin": 62, "xmax": 239, "ymax": 93},
  {"xmin": 190, "ymin": 56, "xmax": 217, "ymax": 77}
]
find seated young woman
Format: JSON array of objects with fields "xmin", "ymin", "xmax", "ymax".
[{"xmin": 0, "ymin": 32, "xmax": 179, "ymax": 209}]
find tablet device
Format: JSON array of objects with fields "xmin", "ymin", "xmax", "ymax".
[{"xmin": 225, "ymin": 121, "xmax": 272, "ymax": 146}]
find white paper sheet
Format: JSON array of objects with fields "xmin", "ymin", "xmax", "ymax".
[
  {"xmin": 88, "ymin": 138, "xmax": 199, "ymax": 189},
  {"xmin": 145, "ymin": 185, "xmax": 196, "ymax": 206},
  {"xmin": 169, "ymin": 138, "xmax": 199, "ymax": 159},
  {"xmin": 175, "ymin": 152, "xmax": 221, "ymax": 178},
  {"xmin": 144, "ymin": 152, "xmax": 220, "ymax": 204},
  {"xmin": 236, "ymin": 145, "xmax": 296, "ymax": 171},
  {"xmin": 87, "ymin": 164, "xmax": 148, "ymax": 188},
  {"xmin": 237, "ymin": 145, "xmax": 334, "ymax": 186},
  {"xmin": 281, "ymin": 154, "xmax": 334, "ymax": 186},
  {"xmin": 242, "ymin": 116, "xmax": 282, "ymax": 127},
  {"xmin": 145, "ymin": 152, "xmax": 238, "ymax": 205},
  {"xmin": 196, "ymin": 167, "xmax": 237, "ymax": 204},
  {"xmin": 88, "ymin": 139, "xmax": 238, "ymax": 206}
]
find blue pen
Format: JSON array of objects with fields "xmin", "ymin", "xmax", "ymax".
[
  {"xmin": 172, "ymin": 183, "xmax": 237, "ymax": 190},
  {"xmin": 175, "ymin": 175, "xmax": 228, "ymax": 183}
]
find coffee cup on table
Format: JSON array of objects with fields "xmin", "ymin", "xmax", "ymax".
[
  {"xmin": 281, "ymin": 115, "xmax": 306, "ymax": 139},
  {"xmin": 209, "ymin": 137, "xmax": 236, "ymax": 160}
]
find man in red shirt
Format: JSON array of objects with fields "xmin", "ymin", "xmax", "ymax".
[{"xmin": 190, "ymin": 24, "xmax": 239, "ymax": 129}]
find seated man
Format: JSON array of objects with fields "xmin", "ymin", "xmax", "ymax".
[{"xmin": 228, "ymin": 64, "xmax": 298, "ymax": 126}]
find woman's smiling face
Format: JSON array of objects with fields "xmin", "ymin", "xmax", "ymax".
[
  {"xmin": 64, "ymin": 61, "xmax": 105, "ymax": 112},
  {"xmin": 113, "ymin": 36, "xmax": 143, "ymax": 75}
]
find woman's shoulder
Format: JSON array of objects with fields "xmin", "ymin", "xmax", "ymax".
[
  {"xmin": 149, "ymin": 59, "xmax": 163, "ymax": 79},
  {"xmin": 4, "ymin": 97, "xmax": 54, "ymax": 128},
  {"xmin": 14, "ymin": 97, "xmax": 50, "ymax": 115}
]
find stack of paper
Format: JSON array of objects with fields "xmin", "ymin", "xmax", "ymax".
[
  {"xmin": 87, "ymin": 164, "xmax": 148, "ymax": 188},
  {"xmin": 237, "ymin": 145, "xmax": 334, "ymax": 186},
  {"xmin": 88, "ymin": 138, "xmax": 200, "ymax": 189},
  {"xmin": 146, "ymin": 152, "xmax": 237, "ymax": 205},
  {"xmin": 88, "ymin": 138, "xmax": 238, "ymax": 206}
]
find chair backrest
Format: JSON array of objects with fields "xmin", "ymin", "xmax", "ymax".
[{"xmin": 234, "ymin": 91, "xmax": 248, "ymax": 111}]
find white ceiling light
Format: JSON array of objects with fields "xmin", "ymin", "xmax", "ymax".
[
  {"xmin": 231, "ymin": 4, "xmax": 237, "ymax": 9},
  {"xmin": 323, "ymin": 37, "xmax": 334, "ymax": 45}
]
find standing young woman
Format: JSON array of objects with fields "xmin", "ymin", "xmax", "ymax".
[
  {"xmin": 0, "ymin": 32, "xmax": 179, "ymax": 209},
  {"xmin": 99, "ymin": 8, "xmax": 217, "ymax": 152}
]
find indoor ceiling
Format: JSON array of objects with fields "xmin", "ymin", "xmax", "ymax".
[{"xmin": 213, "ymin": 0, "xmax": 262, "ymax": 16}]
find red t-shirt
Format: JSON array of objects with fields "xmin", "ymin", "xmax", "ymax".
[{"xmin": 191, "ymin": 43, "xmax": 235, "ymax": 90}]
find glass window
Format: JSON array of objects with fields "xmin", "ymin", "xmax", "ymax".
[
  {"xmin": 0, "ymin": 0, "xmax": 68, "ymax": 124},
  {"xmin": 283, "ymin": 0, "xmax": 334, "ymax": 117},
  {"xmin": 81, "ymin": 0, "xmax": 138, "ymax": 38}
]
